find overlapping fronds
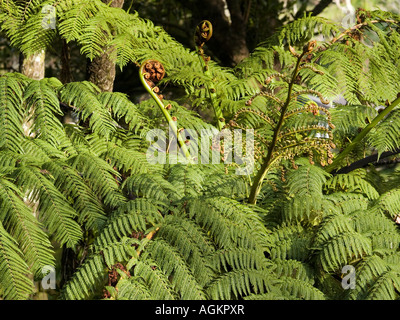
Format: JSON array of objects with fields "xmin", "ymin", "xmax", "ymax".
[
  {"xmin": 2, "ymin": 2, "xmax": 400, "ymax": 301},
  {"xmin": 0, "ymin": 222, "xmax": 35, "ymax": 300}
]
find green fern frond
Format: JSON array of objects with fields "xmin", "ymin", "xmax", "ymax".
[
  {"xmin": 278, "ymin": 277, "xmax": 326, "ymax": 300},
  {"xmin": 205, "ymin": 268, "xmax": 280, "ymax": 300},
  {"xmin": 314, "ymin": 231, "xmax": 372, "ymax": 272},
  {"xmin": 0, "ymin": 176, "xmax": 55, "ymax": 279},
  {"xmin": 166, "ymin": 165, "xmax": 204, "ymax": 199},
  {"xmin": 376, "ymin": 188, "xmax": 400, "ymax": 220},
  {"xmin": 14, "ymin": 165, "xmax": 82, "ymax": 248},
  {"xmin": 144, "ymin": 239, "xmax": 206, "ymax": 300},
  {"xmin": 43, "ymin": 160, "xmax": 107, "ymax": 232},
  {"xmin": 188, "ymin": 196, "xmax": 270, "ymax": 250},
  {"xmin": 125, "ymin": 259, "xmax": 176, "ymax": 300},
  {"xmin": 98, "ymin": 91, "xmax": 147, "ymax": 133},
  {"xmin": 324, "ymin": 170, "xmax": 379, "ymax": 200},
  {"xmin": 94, "ymin": 199, "xmax": 163, "ymax": 251},
  {"xmin": 269, "ymin": 224, "xmax": 312, "ymax": 261},
  {"xmin": 209, "ymin": 248, "xmax": 270, "ymax": 273},
  {"xmin": 23, "ymin": 79, "xmax": 67, "ymax": 147},
  {"xmin": 0, "ymin": 222, "xmax": 35, "ymax": 300},
  {"xmin": 325, "ymin": 192, "xmax": 370, "ymax": 215},
  {"xmin": 60, "ymin": 81, "xmax": 116, "ymax": 138},
  {"xmin": 157, "ymin": 215, "xmax": 215, "ymax": 286},
  {"xmin": 368, "ymin": 109, "xmax": 400, "ymax": 155},
  {"xmin": 0, "ymin": 74, "xmax": 26, "ymax": 152},
  {"xmin": 61, "ymin": 254, "xmax": 105, "ymax": 300},
  {"xmin": 122, "ymin": 173, "xmax": 179, "ymax": 203},
  {"xmin": 349, "ymin": 254, "xmax": 400, "ymax": 300},
  {"xmin": 69, "ymin": 152, "xmax": 126, "ymax": 208}
]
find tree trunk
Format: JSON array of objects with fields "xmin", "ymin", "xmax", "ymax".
[
  {"xmin": 21, "ymin": 50, "xmax": 45, "ymax": 80},
  {"xmin": 225, "ymin": 0, "xmax": 250, "ymax": 65},
  {"xmin": 20, "ymin": 50, "xmax": 46, "ymax": 137},
  {"xmin": 86, "ymin": 0, "xmax": 124, "ymax": 92}
]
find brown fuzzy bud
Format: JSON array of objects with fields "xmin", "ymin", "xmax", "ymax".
[
  {"xmin": 303, "ymin": 40, "xmax": 317, "ymax": 54},
  {"xmin": 229, "ymin": 120, "xmax": 237, "ymax": 127},
  {"xmin": 289, "ymin": 45, "xmax": 299, "ymax": 57}
]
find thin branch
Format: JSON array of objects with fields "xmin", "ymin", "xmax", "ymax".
[{"xmin": 332, "ymin": 148, "xmax": 400, "ymax": 174}]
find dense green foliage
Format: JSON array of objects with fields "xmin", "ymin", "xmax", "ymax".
[{"xmin": 1, "ymin": 1, "xmax": 400, "ymax": 300}]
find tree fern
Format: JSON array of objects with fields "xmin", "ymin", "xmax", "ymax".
[{"xmin": 2, "ymin": 2, "xmax": 400, "ymax": 302}]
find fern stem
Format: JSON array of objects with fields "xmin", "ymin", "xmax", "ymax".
[
  {"xmin": 195, "ymin": 20, "xmax": 225, "ymax": 131},
  {"xmin": 139, "ymin": 61, "xmax": 192, "ymax": 163},
  {"xmin": 248, "ymin": 54, "xmax": 304, "ymax": 204},
  {"xmin": 325, "ymin": 95, "xmax": 400, "ymax": 173},
  {"xmin": 200, "ymin": 59, "xmax": 225, "ymax": 131}
]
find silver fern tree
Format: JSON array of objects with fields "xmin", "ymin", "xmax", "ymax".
[{"xmin": 0, "ymin": 1, "xmax": 400, "ymax": 301}]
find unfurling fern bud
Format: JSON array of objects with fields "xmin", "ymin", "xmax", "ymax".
[
  {"xmin": 289, "ymin": 45, "xmax": 300, "ymax": 58},
  {"xmin": 303, "ymin": 40, "xmax": 317, "ymax": 55},
  {"xmin": 291, "ymin": 159, "xmax": 298, "ymax": 170},
  {"xmin": 229, "ymin": 120, "xmax": 238, "ymax": 127},
  {"xmin": 309, "ymin": 152, "xmax": 315, "ymax": 165},
  {"xmin": 195, "ymin": 20, "xmax": 213, "ymax": 47},
  {"xmin": 142, "ymin": 59, "xmax": 166, "ymax": 85}
]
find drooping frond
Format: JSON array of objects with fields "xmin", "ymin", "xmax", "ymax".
[
  {"xmin": 69, "ymin": 152, "xmax": 126, "ymax": 208},
  {"xmin": 0, "ymin": 175, "xmax": 55, "ymax": 278},
  {"xmin": 59, "ymin": 82, "xmax": 117, "ymax": 138},
  {"xmin": 14, "ymin": 165, "xmax": 82, "ymax": 248},
  {"xmin": 0, "ymin": 74, "xmax": 27, "ymax": 152},
  {"xmin": 142, "ymin": 239, "xmax": 206, "ymax": 300},
  {"xmin": 23, "ymin": 78, "xmax": 68, "ymax": 147},
  {"xmin": 324, "ymin": 170, "xmax": 380, "ymax": 200},
  {"xmin": 43, "ymin": 160, "xmax": 107, "ymax": 232},
  {"xmin": 268, "ymin": 223, "xmax": 312, "ymax": 262},
  {"xmin": 0, "ymin": 222, "xmax": 34, "ymax": 300}
]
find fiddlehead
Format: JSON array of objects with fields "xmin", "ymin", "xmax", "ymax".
[{"xmin": 139, "ymin": 59, "xmax": 192, "ymax": 162}]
